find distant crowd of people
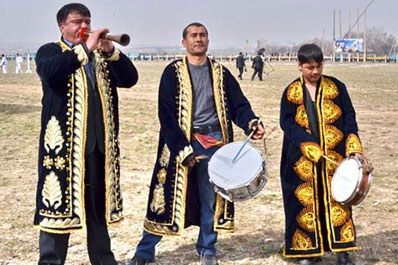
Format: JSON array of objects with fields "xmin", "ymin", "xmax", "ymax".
[{"xmin": 0, "ymin": 53, "xmax": 32, "ymax": 74}]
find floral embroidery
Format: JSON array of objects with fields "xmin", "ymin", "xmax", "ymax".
[
  {"xmin": 346, "ymin": 134, "xmax": 363, "ymax": 156},
  {"xmin": 301, "ymin": 142, "xmax": 323, "ymax": 163},
  {"xmin": 297, "ymin": 206, "xmax": 316, "ymax": 232},
  {"xmin": 331, "ymin": 203, "xmax": 350, "ymax": 227},
  {"xmin": 295, "ymin": 105, "xmax": 309, "ymax": 128},
  {"xmin": 340, "ymin": 220, "xmax": 355, "ymax": 242},
  {"xmin": 294, "ymin": 156, "xmax": 314, "ymax": 181},
  {"xmin": 287, "ymin": 81, "xmax": 303, "ymax": 104},
  {"xmin": 295, "ymin": 183, "xmax": 314, "ymax": 206},
  {"xmin": 43, "ymin": 155, "xmax": 54, "ymax": 169},
  {"xmin": 323, "ymin": 100, "xmax": 342, "ymax": 124},
  {"xmin": 325, "ymin": 125, "xmax": 343, "ymax": 150},
  {"xmin": 292, "ymin": 229, "xmax": 313, "ymax": 250},
  {"xmin": 325, "ymin": 150, "xmax": 343, "ymax": 175},
  {"xmin": 322, "ymin": 77, "xmax": 339, "ymax": 100}
]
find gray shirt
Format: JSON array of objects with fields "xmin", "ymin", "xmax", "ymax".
[{"xmin": 188, "ymin": 61, "xmax": 219, "ymax": 127}]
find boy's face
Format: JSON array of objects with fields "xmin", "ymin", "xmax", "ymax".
[{"xmin": 298, "ymin": 61, "xmax": 323, "ymax": 84}]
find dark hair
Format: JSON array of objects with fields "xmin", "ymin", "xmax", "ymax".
[
  {"xmin": 182, "ymin": 22, "xmax": 208, "ymax": 39},
  {"xmin": 298, "ymin": 44, "xmax": 323, "ymax": 64},
  {"xmin": 56, "ymin": 3, "xmax": 91, "ymax": 25}
]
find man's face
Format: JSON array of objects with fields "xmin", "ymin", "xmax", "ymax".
[
  {"xmin": 182, "ymin": 26, "xmax": 209, "ymax": 56},
  {"xmin": 59, "ymin": 12, "xmax": 91, "ymax": 45},
  {"xmin": 298, "ymin": 61, "xmax": 323, "ymax": 84}
]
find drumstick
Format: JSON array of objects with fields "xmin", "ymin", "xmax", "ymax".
[
  {"xmin": 231, "ymin": 119, "xmax": 261, "ymax": 163},
  {"xmin": 322, "ymin": 154, "xmax": 339, "ymax": 165},
  {"xmin": 231, "ymin": 130, "xmax": 255, "ymax": 163}
]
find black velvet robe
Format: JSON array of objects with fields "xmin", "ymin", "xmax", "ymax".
[
  {"xmin": 34, "ymin": 39, "xmax": 138, "ymax": 233},
  {"xmin": 143, "ymin": 56, "xmax": 259, "ymax": 236},
  {"xmin": 279, "ymin": 75, "xmax": 364, "ymax": 257}
]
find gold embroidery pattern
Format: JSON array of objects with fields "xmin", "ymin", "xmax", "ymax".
[
  {"xmin": 322, "ymin": 77, "xmax": 339, "ymax": 100},
  {"xmin": 42, "ymin": 171, "xmax": 62, "ymax": 210},
  {"xmin": 294, "ymin": 156, "xmax": 314, "ymax": 181},
  {"xmin": 43, "ymin": 155, "xmax": 54, "ymax": 169},
  {"xmin": 340, "ymin": 220, "xmax": 355, "ymax": 242},
  {"xmin": 287, "ymin": 81, "xmax": 303, "ymax": 104},
  {"xmin": 323, "ymin": 100, "xmax": 342, "ymax": 124},
  {"xmin": 292, "ymin": 229, "xmax": 313, "ymax": 250},
  {"xmin": 295, "ymin": 183, "xmax": 314, "ymax": 206},
  {"xmin": 73, "ymin": 44, "xmax": 89, "ymax": 65},
  {"xmin": 40, "ymin": 42, "xmax": 85, "ymax": 231},
  {"xmin": 325, "ymin": 125, "xmax": 343, "ymax": 150},
  {"xmin": 94, "ymin": 51, "xmax": 123, "ymax": 223},
  {"xmin": 150, "ymin": 169, "xmax": 167, "ymax": 215},
  {"xmin": 159, "ymin": 144, "xmax": 170, "ymax": 168},
  {"xmin": 69, "ymin": 67, "xmax": 85, "ymax": 222},
  {"xmin": 297, "ymin": 206, "xmax": 316, "ymax": 232},
  {"xmin": 295, "ymin": 105, "xmax": 309, "ymax": 128},
  {"xmin": 175, "ymin": 58, "xmax": 193, "ymax": 140},
  {"xmin": 331, "ymin": 203, "xmax": 350, "ymax": 227},
  {"xmin": 301, "ymin": 142, "xmax": 322, "ymax": 163},
  {"xmin": 44, "ymin": 116, "xmax": 64, "ymax": 154},
  {"xmin": 54, "ymin": 156, "xmax": 66, "ymax": 171},
  {"xmin": 346, "ymin": 134, "xmax": 363, "ymax": 156},
  {"xmin": 211, "ymin": 60, "xmax": 229, "ymax": 143},
  {"xmin": 326, "ymin": 150, "xmax": 343, "ymax": 175}
]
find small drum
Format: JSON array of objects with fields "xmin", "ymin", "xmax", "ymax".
[
  {"xmin": 208, "ymin": 142, "xmax": 267, "ymax": 202},
  {"xmin": 331, "ymin": 156, "xmax": 373, "ymax": 206}
]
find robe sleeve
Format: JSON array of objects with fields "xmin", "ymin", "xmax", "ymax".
[
  {"xmin": 35, "ymin": 43, "xmax": 89, "ymax": 85},
  {"xmin": 106, "ymin": 50, "xmax": 138, "ymax": 88},
  {"xmin": 280, "ymin": 88, "xmax": 323, "ymax": 163},
  {"xmin": 337, "ymin": 80, "xmax": 363, "ymax": 156},
  {"xmin": 224, "ymin": 68, "xmax": 259, "ymax": 135}
]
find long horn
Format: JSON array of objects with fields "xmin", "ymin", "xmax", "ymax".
[
  {"xmin": 82, "ymin": 31, "xmax": 131, "ymax": 46},
  {"xmin": 104, "ymin": 34, "xmax": 130, "ymax": 46}
]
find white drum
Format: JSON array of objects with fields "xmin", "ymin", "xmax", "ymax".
[
  {"xmin": 331, "ymin": 156, "xmax": 373, "ymax": 206},
  {"xmin": 208, "ymin": 142, "xmax": 267, "ymax": 202}
]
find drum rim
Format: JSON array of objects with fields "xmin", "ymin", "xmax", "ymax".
[{"xmin": 208, "ymin": 142, "xmax": 264, "ymax": 188}]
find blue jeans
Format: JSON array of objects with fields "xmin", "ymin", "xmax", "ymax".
[{"xmin": 135, "ymin": 131, "xmax": 222, "ymax": 260}]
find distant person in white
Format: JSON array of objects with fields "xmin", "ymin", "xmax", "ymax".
[
  {"xmin": 15, "ymin": 53, "xmax": 23, "ymax": 74},
  {"xmin": 0, "ymin": 54, "xmax": 8, "ymax": 74}
]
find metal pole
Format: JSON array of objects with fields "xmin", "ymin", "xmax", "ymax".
[{"xmin": 364, "ymin": 9, "xmax": 367, "ymax": 62}]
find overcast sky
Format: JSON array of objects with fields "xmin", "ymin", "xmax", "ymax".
[{"xmin": 1, "ymin": 0, "xmax": 396, "ymax": 48}]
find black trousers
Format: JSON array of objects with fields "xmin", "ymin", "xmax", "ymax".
[
  {"xmin": 38, "ymin": 146, "xmax": 117, "ymax": 265},
  {"xmin": 251, "ymin": 68, "xmax": 263, "ymax": 81},
  {"xmin": 238, "ymin": 67, "xmax": 244, "ymax": 79}
]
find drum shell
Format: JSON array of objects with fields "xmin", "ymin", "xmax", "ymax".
[
  {"xmin": 208, "ymin": 142, "xmax": 268, "ymax": 202},
  {"xmin": 331, "ymin": 157, "xmax": 372, "ymax": 206},
  {"xmin": 213, "ymin": 162, "xmax": 268, "ymax": 202}
]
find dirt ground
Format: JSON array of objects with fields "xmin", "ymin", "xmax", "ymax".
[{"xmin": 0, "ymin": 60, "xmax": 397, "ymax": 265}]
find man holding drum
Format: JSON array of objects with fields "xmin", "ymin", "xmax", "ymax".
[
  {"xmin": 34, "ymin": 3, "xmax": 138, "ymax": 264},
  {"xmin": 129, "ymin": 22, "xmax": 264, "ymax": 265},
  {"xmin": 279, "ymin": 43, "xmax": 368, "ymax": 265}
]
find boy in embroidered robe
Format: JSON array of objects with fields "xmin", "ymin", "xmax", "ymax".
[{"xmin": 279, "ymin": 44, "xmax": 369, "ymax": 265}]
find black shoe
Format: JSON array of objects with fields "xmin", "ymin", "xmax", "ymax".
[
  {"xmin": 336, "ymin": 252, "xmax": 355, "ymax": 265},
  {"xmin": 127, "ymin": 256, "xmax": 150, "ymax": 265},
  {"xmin": 299, "ymin": 257, "xmax": 322, "ymax": 265}
]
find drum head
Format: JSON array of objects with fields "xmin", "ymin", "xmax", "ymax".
[
  {"xmin": 331, "ymin": 158, "xmax": 362, "ymax": 203},
  {"xmin": 208, "ymin": 142, "xmax": 263, "ymax": 190}
]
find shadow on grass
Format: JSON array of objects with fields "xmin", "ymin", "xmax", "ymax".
[
  {"xmin": 356, "ymin": 230, "xmax": 398, "ymax": 265},
  {"xmin": 152, "ymin": 230, "xmax": 284, "ymax": 264}
]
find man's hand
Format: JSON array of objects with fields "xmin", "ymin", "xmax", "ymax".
[
  {"xmin": 250, "ymin": 123, "xmax": 265, "ymax": 140},
  {"xmin": 186, "ymin": 155, "xmax": 208, "ymax": 167},
  {"xmin": 85, "ymin": 28, "xmax": 114, "ymax": 53}
]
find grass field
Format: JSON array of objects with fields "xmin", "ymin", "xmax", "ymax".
[{"xmin": 0, "ymin": 60, "xmax": 397, "ymax": 265}]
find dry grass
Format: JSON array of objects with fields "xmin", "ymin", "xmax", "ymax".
[{"xmin": 0, "ymin": 60, "xmax": 397, "ymax": 265}]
